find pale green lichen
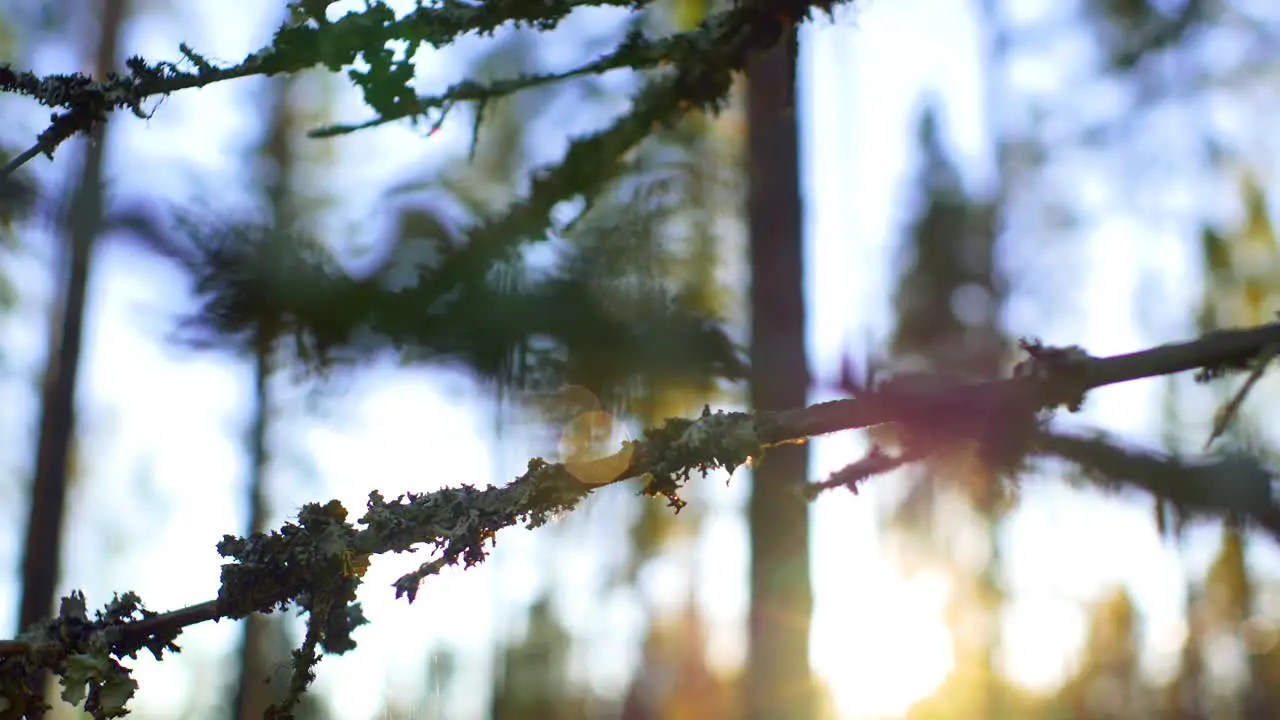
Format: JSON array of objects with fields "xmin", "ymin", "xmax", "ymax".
[{"xmin": 673, "ymin": 405, "xmax": 760, "ymax": 472}]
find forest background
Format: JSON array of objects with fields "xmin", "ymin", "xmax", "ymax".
[{"xmin": 5, "ymin": 0, "xmax": 1280, "ymax": 718}]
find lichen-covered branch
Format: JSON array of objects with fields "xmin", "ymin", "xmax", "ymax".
[
  {"xmin": 0, "ymin": 0, "xmax": 850, "ymax": 179},
  {"xmin": 5, "ymin": 320, "xmax": 1280, "ymax": 717}
]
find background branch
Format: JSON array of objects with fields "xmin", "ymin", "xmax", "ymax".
[{"xmin": 1037, "ymin": 430, "xmax": 1280, "ymax": 538}]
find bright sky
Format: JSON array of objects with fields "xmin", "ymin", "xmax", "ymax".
[{"xmin": 3, "ymin": 1, "xmax": 1277, "ymax": 719}]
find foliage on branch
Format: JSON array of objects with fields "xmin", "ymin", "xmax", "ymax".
[
  {"xmin": 1, "ymin": 0, "xmax": 844, "ymax": 177},
  {"xmin": 12, "ymin": 0, "xmax": 819, "ymax": 398}
]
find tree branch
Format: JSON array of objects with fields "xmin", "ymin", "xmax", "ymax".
[
  {"xmin": 5, "ymin": 320, "xmax": 1280, "ymax": 717},
  {"xmin": 0, "ymin": 0, "xmax": 845, "ymax": 179},
  {"xmin": 1036, "ymin": 430, "xmax": 1280, "ymax": 538}
]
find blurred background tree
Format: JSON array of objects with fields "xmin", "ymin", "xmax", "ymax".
[
  {"xmin": 15, "ymin": 6, "xmax": 126, "ymax": 715},
  {"xmin": 895, "ymin": 0, "xmax": 1280, "ymax": 717}
]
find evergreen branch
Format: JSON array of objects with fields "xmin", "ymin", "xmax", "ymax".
[
  {"xmin": 308, "ymin": 9, "xmax": 764, "ymax": 139},
  {"xmin": 1, "ymin": 0, "xmax": 850, "ymax": 179},
  {"xmin": 0, "ymin": 0, "xmax": 837, "ymax": 178},
  {"xmin": 0, "ymin": 54, "xmax": 263, "ymax": 177},
  {"xmin": 396, "ymin": 2, "xmax": 812, "ymax": 319},
  {"xmin": 0, "ymin": 141, "xmax": 51, "ymax": 179},
  {"xmin": 1037, "ymin": 430, "xmax": 1280, "ymax": 538},
  {"xmin": 307, "ymin": 35, "xmax": 660, "ymax": 138},
  {"xmin": 258, "ymin": 5, "xmax": 827, "ymax": 371},
  {"xmin": 5, "ymin": 319, "xmax": 1280, "ymax": 717},
  {"xmin": 780, "ymin": 321, "xmax": 1280, "ymax": 441}
]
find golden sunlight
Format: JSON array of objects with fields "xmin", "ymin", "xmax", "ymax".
[{"xmin": 813, "ymin": 570, "xmax": 954, "ymax": 718}]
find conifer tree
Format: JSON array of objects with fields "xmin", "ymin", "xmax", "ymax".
[{"xmin": 888, "ymin": 101, "xmax": 1013, "ymax": 720}]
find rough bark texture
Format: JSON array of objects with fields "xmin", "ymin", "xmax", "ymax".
[{"xmin": 744, "ymin": 25, "xmax": 814, "ymax": 720}]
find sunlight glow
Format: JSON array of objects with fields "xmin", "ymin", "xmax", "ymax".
[
  {"xmin": 1000, "ymin": 596, "xmax": 1086, "ymax": 691},
  {"xmin": 814, "ymin": 570, "xmax": 953, "ymax": 719}
]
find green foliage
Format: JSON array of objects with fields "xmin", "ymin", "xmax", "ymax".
[
  {"xmin": 1, "ymin": 0, "xmax": 829, "ymax": 419},
  {"xmin": 359, "ymin": 33, "xmax": 746, "ymax": 410},
  {"xmin": 0, "ymin": 592, "xmax": 173, "ymax": 720},
  {"xmin": 559, "ymin": 108, "xmax": 746, "ymax": 419},
  {"xmin": 890, "ymin": 104, "xmax": 1005, "ymax": 376}
]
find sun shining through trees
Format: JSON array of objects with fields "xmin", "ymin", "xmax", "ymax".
[{"xmin": 814, "ymin": 568, "xmax": 953, "ymax": 717}]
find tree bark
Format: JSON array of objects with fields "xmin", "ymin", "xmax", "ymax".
[
  {"xmin": 744, "ymin": 24, "xmax": 814, "ymax": 720},
  {"xmin": 17, "ymin": 0, "xmax": 126, "ymax": 711}
]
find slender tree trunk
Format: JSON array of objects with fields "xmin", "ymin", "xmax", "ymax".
[
  {"xmin": 16, "ymin": 0, "xmax": 126, "ymax": 711},
  {"xmin": 232, "ymin": 325, "xmax": 275, "ymax": 720},
  {"xmin": 233, "ymin": 72, "xmax": 295, "ymax": 719},
  {"xmin": 744, "ymin": 25, "xmax": 813, "ymax": 720}
]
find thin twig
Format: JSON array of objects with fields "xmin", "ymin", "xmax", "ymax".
[
  {"xmin": 1205, "ymin": 338, "xmax": 1280, "ymax": 449},
  {"xmin": 804, "ymin": 445, "xmax": 926, "ymax": 497},
  {"xmin": 1, "ymin": 107, "xmax": 102, "ymax": 179},
  {"xmin": 0, "ymin": 140, "xmax": 48, "ymax": 178}
]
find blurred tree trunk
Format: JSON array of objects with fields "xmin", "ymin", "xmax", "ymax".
[
  {"xmin": 744, "ymin": 24, "xmax": 813, "ymax": 720},
  {"xmin": 232, "ymin": 323, "xmax": 275, "ymax": 720},
  {"xmin": 17, "ymin": 0, "xmax": 126, "ymax": 708},
  {"xmin": 232, "ymin": 73, "xmax": 293, "ymax": 720}
]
